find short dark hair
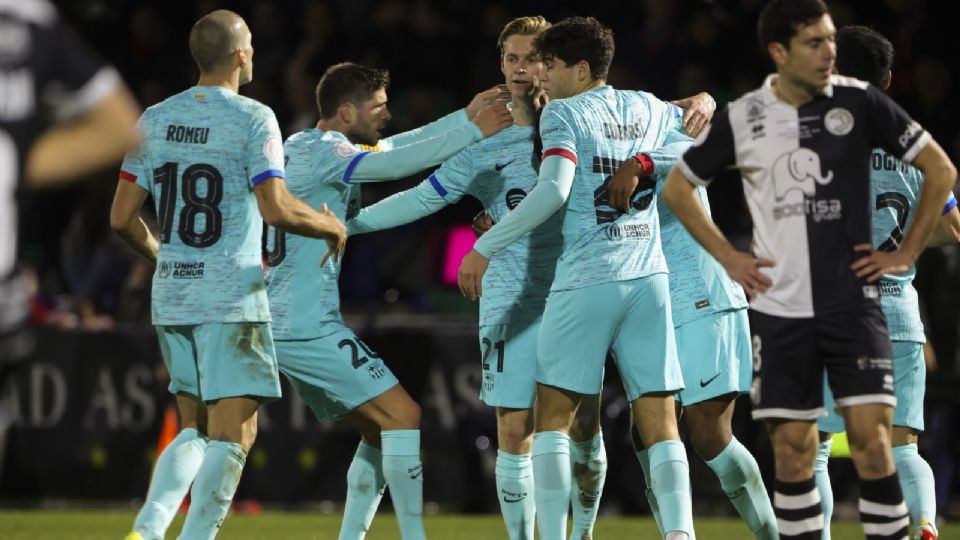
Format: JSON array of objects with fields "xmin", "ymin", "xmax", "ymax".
[
  {"xmin": 836, "ymin": 26, "xmax": 894, "ymax": 87},
  {"xmin": 315, "ymin": 62, "xmax": 390, "ymax": 119},
  {"xmin": 757, "ymin": 0, "xmax": 829, "ymax": 50},
  {"xmin": 534, "ymin": 16, "xmax": 614, "ymax": 81}
]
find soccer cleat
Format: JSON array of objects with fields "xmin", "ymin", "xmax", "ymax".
[
  {"xmin": 914, "ymin": 520, "xmax": 937, "ymax": 540},
  {"xmin": 122, "ymin": 532, "xmax": 144, "ymax": 540}
]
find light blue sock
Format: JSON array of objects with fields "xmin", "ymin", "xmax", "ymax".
[
  {"xmin": 532, "ymin": 431, "xmax": 571, "ymax": 540},
  {"xmin": 648, "ymin": 440, "xmax": 694, "ymax": 537},
  {"xmin": 813, "ymin": 439, "xmax": 833, "ymax": 540},
  {"xmin": 496, "ymin": 450, "xmax": 535, "ymax": 540},
  {"xmin": 569, "ymin": 432, "xmax": 606, "ymax": 540},
  {"xmin": 177, "ymin": 440, "xmax": 247, "ymax": 540},
  {"xmin": 705, "ymin": 437, "xmax": 778, "ymax": 540},
  {"xmin": 338, "ymin": 442, "xmax": 386, "ymax": 540},
  {"xmin": 133, "ymin": 428, "xmax": 208, "ymax": 540},
  {"xmin": 381, "ymin": 430, "xmax": 425, "ymax": 540},
  {"xmin": 636, "ymin": 449, "xmax": 665, "ymax": 536},
  {"xmin": 893, "ymin": 443, "xmax": 937, "ymax": 527}
]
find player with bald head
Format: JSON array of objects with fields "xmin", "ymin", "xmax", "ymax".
[{"xmin": 116, "ymin": 9, "xmax": 345, "ymax": 540}]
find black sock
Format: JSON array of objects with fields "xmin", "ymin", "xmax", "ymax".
[
  {"xmin": 774, "ymin": 477, "xmax": 823, "ymax": 539},
  {"xmin": 859, "ymin": 473, "xmax": 909, "ymax": 540}
]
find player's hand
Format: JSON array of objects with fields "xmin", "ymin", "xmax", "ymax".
[
  {"xmin": 850, "ymin": 244, "xmax": 912, "ymax": 282},
  {"xmin": 720, "ymin": 250, "xmax": 774, "ymax": 299},
  {"xmin": 473, "ymin": 104, "xmax": 514, "ymax": 137},
  {"xmin": 458, "ymin": 249, "xmax": 489, "ymax": 301},
  {"xmin": 471, "ymin": 211, "xmax": 494, "ymax": 238},
  {"xmin": 607, "ymin": 158, "xmax": 643, "ymax": 212},
  {"xmin": 465, "ymin": 85, "xmax": 510, "ymax": 119},
  {"xmin": 319, "ymin": 203, "xmax": 347, "ymax": 267},
  {"xmin": 671, "ymin": 92, "xmax": 716, "ymax": 138}
]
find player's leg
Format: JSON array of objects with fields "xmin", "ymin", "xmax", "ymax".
[
  {"xmin": 679, "ymin": 308, "xmax": 776, "ymax": 539},
  {"xmin": 534, "ymin": 283, "xmax": 620, "ymax": 540},
  {"xmin": 815, "ymin": 375, "xmax": 845, "ymax": 540},
  {"xmin": 615, "ymin": 274, "xmax": 691, "ymax": 540},
  {"xmin": 568, "ymin": 394, "xmax": 606, "ymax": 540},
  {"xmin": 130, "ymin": 326, "xmax": 208, "ymax": 540},
  {"xmin": 888, "ymin": 341, "xmax": 937, "ymax": 539},
  {"xmin": 630, "ymin": 420, "xmax": 665, "ymax": 535},
  {"xmin": 750, "ymin": 311, "xmax": 824, "ymax": 539},
  {"xmin": 824, "ymin": 307, "xmax": 908, "ymax": 540},
  {"xmin": 178, "ymin": 322, "xmax": 282, "ymax": 540},
  {"xmin": 480, "ymin": 322, "xmax": 538, "ymax": 540},
  {"xmin": 338, "ymin": 412, "xmax": 387, "ymax": 540}
]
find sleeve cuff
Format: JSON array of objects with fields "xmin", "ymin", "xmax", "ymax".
[
  {"xmin": 473, "ymin": 237, "xmax": 493, "ymax": 258},
  {"xmin": 467, "ymin": 121, "xmax": 483, "ymax": 141},
  {"xmin": 252, "ymin": 169, "xmax": 284, "ymax": 186},
  {"xmin": 677, "ymin": 157, "xmax": 711, "ymax": 187},
  {"xmin": 633, "ymin": 153, "xmax": 655, "ymax": 175},
  {"xmin": 342, "ymin": 151, "xmax": 372, "ymax": 184},
  {"xmin": 542, "ymin": 148, "xmax": 577, "ymax": 164},
  {"xmin": 902, "ymin": 130, "xmax": 931, "ymax": 164},
  {"xmin": 428, "ymin": 174, "xmax": 448, "ymax": 197},
  {"xmin": 119, "ymin": 170, "xmax": 137, "ymax": 183},
  {"xmin": 943, "ymin": 193, "xmax": 958, "ymax": 215}
]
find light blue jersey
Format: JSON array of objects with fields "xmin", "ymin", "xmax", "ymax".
[
  {"xmin": 538, "ymin": 86, "xmax": 683, "ymax": 291},
  {"xmin": 429, "ymin": 126, "xmax": 562, "ymax": 325},
  {"xmin": 120, "ymin": 86, "xmax": 285, "ymax": 325},
  {"xmin": 870, "ymin": 148, "xmax": 948, "ymax": 343},
  {"xmin": 651, "ymin": 145, "xmax": 749, "ymax": 327}
]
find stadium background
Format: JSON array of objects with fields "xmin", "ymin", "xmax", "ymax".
[{"xmin": 5, "ymin": 0, "xmax": 960, "ymax": 529}]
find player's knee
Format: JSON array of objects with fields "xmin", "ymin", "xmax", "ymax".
[
  {"xmin": 772, "ymin": 438, "xmax": 816, "ymax": 480},
  {"xmin": 499, "ymin": 421, "xmax": 534, "ymax": 454},
  {"xmin": 848, "ymin": 434, "xmax": 893, "ymax": 476},
  {"xmin": 390, "ymin": 399, "xmax": 421, "ymax": 430}
]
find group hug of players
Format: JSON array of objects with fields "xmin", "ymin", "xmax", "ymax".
[{"xmin": 112, "ymin": 0, "xmax": 958, "ymax": 539}]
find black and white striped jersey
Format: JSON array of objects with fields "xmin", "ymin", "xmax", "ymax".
[{"xmin": 678, "ymin": 74, "xmax": 930, "ymax": 318}]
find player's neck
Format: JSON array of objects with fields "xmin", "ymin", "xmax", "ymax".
[
  {"xmin": 316, "ymin": 118, "xmax": 346, "ymax": 134},
  {"xmin": 573, "ymin": 78, "xmax": 606, "ymax": 97},
  {"xmin": 770, "ymin": 72, "xmax": 817, "ymax": 108},
  {"xmin": 197, "ymin": 71, "xmax": 241, "ymax": 94},
  {"xmin": 510, "ymin": 95, "xmax": 537, "ymax": 126}
]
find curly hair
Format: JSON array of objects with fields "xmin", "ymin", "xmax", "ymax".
[
  {"xmin": 757, "ymin": 0, "xmax": 829, "ymax": 51},
  {"xmin": 837, "ymin": 26, "xmax": 894, "ymax": 87},
  {"xmin": 534, "ymin": 16, "xmax": 614, "ymax": 81},
  {"xmin": 316, "ymin": 62, "xmax": 390, "ymax": 119}
]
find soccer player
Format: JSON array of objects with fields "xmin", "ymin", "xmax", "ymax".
[
  {"xmin": 458, "ymin": 16, "xmax": 695, "ymax": 540},
  {"xmin": 662, "ymin": 1, "xmax": 957, "ymax": 538},
  {"xmin": 264, "ymin": 62, "xmax": 512, "ymax": 540},
  {"xmin": 112, "ymin": 10, "xmax": 346, "ymax": 540},
  {"xmin": 813, "ymin": 25, "xmax": 960, "ymax": 540},
  {"xmin": 608, "ymin": 141, "xmax": 778, "ymax": 539}
]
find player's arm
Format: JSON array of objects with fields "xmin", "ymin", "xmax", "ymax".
[
  {"xmin": 608, "ymin": 138, "xmax": 693, "ymax": 211},
  {"xmin": 346, "ymin": 105, "xmax": 512, "ymax": 183},
  {"xmin": 925, "ymin": 192, "xmax": 960, "ymax": 246},
  {"xmin": 110, "ymin": 180, "xmax": 158, "ymax": 265},
  {"xmin": 379, "ymin": 85, "xmax": 509, "ymax": 150},
  {"xmin": 254, "ymin": 178, "xmax": 347, "ymax": 264},
  {"xmin": 349, "ymin": 178, "xmax": 450, "ymax": 236},
  {"xmin": 670, "ymin": 92, "xmax": 716, "ymax": 138},
  {"xmin": 458, "ymin": 154, "xmax": 575, "ymax": 300}
]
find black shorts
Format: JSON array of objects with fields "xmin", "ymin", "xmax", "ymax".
[{"xmin": 748, "ymin": 305, "xmax": 895, "ymax": 421}]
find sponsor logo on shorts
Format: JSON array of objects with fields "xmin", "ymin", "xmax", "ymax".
[
  {"xmin": 856, "ymin": 356, "xmax": 893, "ymax": 371},
  {"xmin": 483, "ymin": 372, "xmax": 495, "ymax": 392},
  {"xmin": 367, "ymin": 363, "xmax": 385, "ymax": 380},
  {"xmin": 158, "ymin": 261, "xmax": 205, "ymax": 279},
  {"xmin": 699, "ymin": 373, "xmax": 721, "ymax": 388},
  {"xmin": 695, "ymin": 299, "xmax": 711, "ymax": 309}
]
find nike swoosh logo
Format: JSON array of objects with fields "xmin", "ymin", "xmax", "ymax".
[
  {"xmin": 700, "ymin": 373, "xmax": 721, "ymax": 388},
  {"xmin": 503, "ymin": 495, "xmax": 526, "ymax": 503},
  {"xmin": 495, "ymin": 160, "xmax": 516, "ymax": 171}
]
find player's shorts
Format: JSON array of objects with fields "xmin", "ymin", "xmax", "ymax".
[
  {"xmin": 478, "ymin": 319, "xmax": 539, "ymax": 409},
  {"xmin": 156, "ymin": 322, "xmax": 281, "ymax": 402},
  {"xmin": 275, "ymin": 328, "xmax": 399, "ymax": 422},
  {"xmin": 537, "ymin": 273, "xmax": 683, "ymax": 402},
  {"xmin": 818, "ymin": 340, "xmax": 926, "ymax": 433},
  {"xmin": 749, "ymin": 306, "xmax": 894, "ymax": 421},
  {"xmin": 677, "ymin": 308, "xmax": 752, "ymax": 406}
]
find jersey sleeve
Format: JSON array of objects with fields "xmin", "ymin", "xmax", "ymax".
[
  {"xmin": 378, "ymin": 109, "xmax": 471, "ymax": 150},
  {"xmin": 245, "ymin": 106, "xmax": 286, "ymax": 187},
  {"xmin": 119, "ymin": 116, "xmax": 150, "ymax": 191},
  {"xmin": 539, "ymin": 101, "xmax": 577, "ymax": 163},
  {"xmin": 348, "ymin": 180, "xmax": 449, "ymax": 235},
  {"xmin": 676, "ymin": 106, "xmax": 736, "ymax": 186},
  {"xmin": 425, "ymin": 146, "xmax": 477, "ymax": 203},
  {"xmin": 864, "ymin": 85, "xmax": 930, "ymax": 164},
  {"xmin": 347, "ymin": 122, "xmax": 483, "ymax": 184}
]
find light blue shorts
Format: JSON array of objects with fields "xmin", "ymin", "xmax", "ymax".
[
  {"xmin": 818, "ymin": 340, "xmax": 924, "ymax": 433},
  {"xmin": 537, "ymin": 273, "xmax": 683, "ymax": 402},
  {"xmin": 677, "ymin": 308, "xmax": 752, "ymax": 406},
  {"xmin": 155, "ymin": 322, "xmax": 281, "ymax": 403},
  {"xmin": 275, "ymin": 328, "xmax": 399, "ymax": 422},
  {"xmin": 479, "ymin": 319, "xmax": 539, "ymax": 409}
]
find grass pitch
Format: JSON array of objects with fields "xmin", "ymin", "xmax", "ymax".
[{"xmin": 0, "ymin": 511, "xmax": 952, "ymax": 538}]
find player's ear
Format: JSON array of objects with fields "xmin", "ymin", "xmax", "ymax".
[
  {"xmin": 578, "ymin": 60, "xmax": 590, "ymax": 81},
  {"xmin": 338, "ymin": 102, "xmax": 355, "ymax": 124},
  {"xmin": 767, "ymin": 41, "xmax": 787, "ymax": 66}
]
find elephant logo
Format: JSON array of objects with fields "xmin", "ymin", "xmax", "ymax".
[{"xmin": 771, "ymin": 148, "xmax": 834, "ymax": 201}]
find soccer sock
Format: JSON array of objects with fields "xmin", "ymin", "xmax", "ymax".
[
  {"xmin": 648, "ymin": 440, "xmax": 694, "ymax": 537},
  {"xmin": 532, "ymin": 431, "xmax": 571, "ymax": 540},
  {"xmin": 568, "ymin": 431, "xmax": 607, "ymax": 540},
  {"xmin": 495, "ymin": 450, "xmax": 535, "ymax": 540},
  {"xmin": 774, "ymin": 477, "xmax": 823, "ymax": 539},
  {"xmin": 177, "ymin": 440, "xmax": 247, "ymax": 540},
  {"xmin": 133, "ymin": 428, "xmax": 208, "ymax": 540},
  {"xmin": 859, "ymin": 473, "xmax": 909, "ymax": 540},
  {"xmin": 338, "ymin": 442, "xmax": 387, "ymax": 540},
  {"xmin": 381, "ymin": 429, "xmax": 426, "ymax": 540},
  {"xmin": 813, "ymin": 439, "xmax": 834, "ymax": 540},
  {"xmin": 892, "ymin": 444, "xmax": 937, "ymax": 529},
  {"xmin": 635, "ymin": 448, "xmax": 665, "ymax": 535},
  {"xmin": 705, "ymin": 437, "xmax": 778, "ymax": 540}
]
